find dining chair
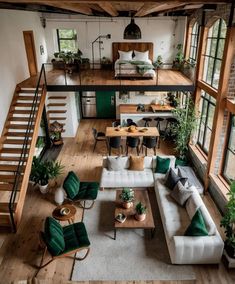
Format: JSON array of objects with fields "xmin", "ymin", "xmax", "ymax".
[
  {"xmin": 108, "ymin": 136, "xmax": 123, "ymax": 155},
  {"xmin": 141, "ymin": 136, "xmax": 157, "ymax": 156},
  {"xmin": 92, "ymin": 128, "xmax": 108, "ymax": 152},
  {"xmin": 126, "ymin": 136, "xmax": 140, "ymax": 155}
]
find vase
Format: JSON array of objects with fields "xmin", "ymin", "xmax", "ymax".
[
  {"xmin": 54, "ymin": 187, "xmax": 65, "ymax": 205},
  {"xmin": 135, "ymin": 213, "xmax": 146, "ymax": 221},
  {"xmin": 122, "ymin": 201, "xmax": 133, "ymax": 209},
  {"xmin": 39, "ymin": 184, "xmax": 49, "ymax": 194}
]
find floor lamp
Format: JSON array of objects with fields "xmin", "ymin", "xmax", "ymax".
[{"xmin": 92, "ymin": 34, "xmax": 111, "ymax": 69}]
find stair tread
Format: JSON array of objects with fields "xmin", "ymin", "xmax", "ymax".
[
  {"xmin": 9, "ymin": 117, "xmax": 35, "ymax": 122},
  {"xmin": 0, "ymin": 165, "xmax": 25, "ymax": 171},
  {"xmin": 13, "ymin": 102, "xmax": 39, "ymax": 107},
  {"xmin": 49, "ymin": 117, "xmax": 66, "ymax": 120},
  {"xmin": 5, "ymin": 131, "xmax": 33, "ymax": 137},
  {"xmin": 47, "ymin": 110, "xmax": 67, "ymax": 114},
  {"xmin": 18, "ymin": 89, "xmax": 38, "ymax": 94},
  {"xmin": 1, "ymin": 148, "xmax": 30, "ymax": 154},
  {"xmin": 48, "ymin": 96, "xmax": 66, "ymax": 100},
  {"xmin": 6, "ymin": 124, "xmax": 33, "ymax": 130},
  {"xmin": 0, "ymin": 157, "xmax": 27, "ymax": 162},
  {"xmin": 4, "ymin": 139, "xmax": 26, "ymax": 144},
  {"xmin": 0, "ymin": 183, "xmax": 20, "ymax": 191},
  {"xmin": 11, "ymin": 110, "xmax": 33, "ymax": 114},
  {"xmin": 15, "ymin": 96, "xmax": 36, "ymax": 100},
  {"xmin": 47, "ymin": 103, "xmax": 66, "ymax": 107}
]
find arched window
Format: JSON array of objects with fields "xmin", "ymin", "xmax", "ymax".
[
  {"xmin": 202, "ymin": 18, "xmax": 227, "ymax": 89},
  {"xmin": 189, "ymin": 21, "xmax": 199, "ymax": 64}
]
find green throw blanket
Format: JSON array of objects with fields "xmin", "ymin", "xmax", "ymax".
[{"xmin": 118, "ymin": 60, "xmax": 154, "ymax": 75}]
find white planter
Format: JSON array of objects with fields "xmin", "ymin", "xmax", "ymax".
[
  {"xmin": 54, "ymin": 187, "xmax": 65, "ymax": 205},
  {"xmin": 39, "ymin": 184, "xmax": 49, "ymax": 194}
]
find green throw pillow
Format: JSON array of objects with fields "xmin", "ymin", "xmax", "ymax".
[
  {"xmin": 155, "ymin": 156, "xmax": 170, "ymax": 174},
  {"xmin": 63, "ymin": 171, "xmax": 80, "ymax": 199},
  {"xmin": 184, "ymin": 209, "xmax": 208, "ymax": 236}
]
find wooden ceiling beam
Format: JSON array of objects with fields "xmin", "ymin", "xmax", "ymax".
[
  {"xmin": 135, "ymin": 3, "xmax": 163, "ymax": 17},
  {"xmin": 0, "ymin": 1, "xmax": 232, "ymax": 4},
  {"xmin": 42, "ymin": 2, "xmax": 93, "ymax": 15},
  {"xmin": 98, "ymin": 2, "xmax": 118, "ymax": 16}
]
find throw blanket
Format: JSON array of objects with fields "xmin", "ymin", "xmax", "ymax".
[{"xmin": 118, "ymin": 60, "xmax": 154, "ymax": 75}]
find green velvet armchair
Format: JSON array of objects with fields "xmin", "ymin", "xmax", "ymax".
[
  {"xmin": 35, "ymin": 217, "xmax": 90, "ymax": 277},
  {"xmin": 63, "ymin": 171, "xmax": 99, "ymax": 209}
]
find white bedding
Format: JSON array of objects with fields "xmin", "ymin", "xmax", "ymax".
[{"xmin": 114, "ymin": 59, "xmax": 156, "ymax": 78}]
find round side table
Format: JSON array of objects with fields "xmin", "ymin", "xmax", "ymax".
[{"xmin": 52, "ymin": 204, "xmax": 77, "ymax": 224}]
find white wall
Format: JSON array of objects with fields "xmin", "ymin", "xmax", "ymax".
[
  {"xmin": 0, "ymin": 9, "xmax": 48, "ymax": 135},
  {"xmin": 44, "ymin": 14, "xmax": 186, "ymax": 63}
]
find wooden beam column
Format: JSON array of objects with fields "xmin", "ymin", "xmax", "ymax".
[{"xmin": 205, "ymin": 24, "xmax": 235, "ymax": 191}]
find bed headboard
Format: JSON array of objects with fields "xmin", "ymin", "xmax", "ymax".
[{"xmin": 112, "ymin": 42, "xmax": 154, "ymax": 62}]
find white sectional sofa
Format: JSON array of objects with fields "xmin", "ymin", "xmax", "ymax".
[{"xmin": 100, "ymin": 155, "xmax": 224, "ymax": 264}]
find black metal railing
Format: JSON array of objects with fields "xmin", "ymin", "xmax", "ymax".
[{"xmin": 8, "ymin": 64, "xmax": 47, "ymax": 232}]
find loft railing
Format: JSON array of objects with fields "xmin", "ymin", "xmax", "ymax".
[{"xmin": 8, "ymin": 64, "xmax": 47, "ymax": 232}]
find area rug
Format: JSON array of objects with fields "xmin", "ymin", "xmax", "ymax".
[{"xmin": 71, "ymin": 189, "xmax": 196, "ymax": 281}]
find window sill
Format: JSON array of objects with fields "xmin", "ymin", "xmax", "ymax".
[
  {"xmin": 189, "ymin": 143, "xmax": 208, "ymax": 164},
  {"xmin": 210, "ymin": 174, "xmax": 230, "ymax": 201}
]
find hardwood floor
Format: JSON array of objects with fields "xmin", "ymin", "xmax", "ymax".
[
  {"xmin": 18, "ymin": 69, "xmax": 193, "ymax": 88},
  {"xmin": 0, "ymin": 119, "xmax": 235, "ymax": 284}
]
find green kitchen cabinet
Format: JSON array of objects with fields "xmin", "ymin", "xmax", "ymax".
[{"xmin": 96, "ymin": 91, "xmax": 116, "ymax": 118}]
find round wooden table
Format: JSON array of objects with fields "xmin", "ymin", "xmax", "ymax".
[{"xmin": 52, "ymin": 204, "xmax": 77, "ymax": 224}]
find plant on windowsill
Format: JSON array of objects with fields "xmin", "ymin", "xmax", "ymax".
[
  {"xmin": 135, "ymin": 202, "xmax": 147, "ymax": 221},
  {"xmin": 221, "ymin": 181, "xmax": 235, "ymax": 259},
  {"xmin": 171, "ymin": 96, "xmax": 197, "ymax": 166},
  {"xmin": 119, "ymin": 188, "xmax": 134, "ymax": 209}
]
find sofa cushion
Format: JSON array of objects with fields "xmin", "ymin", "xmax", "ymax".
[
  {"xmin": 184, "ymin": 209, "xmax": 208, "ymax": 236},
  {"xmin": 155, "ymin": 156, "xmax": 170, "ymax": 174},
  {"xmin": 199, "ymin": 204, "xmax": 217, "ymax": 236},
  {"xmin": 100, "ymin": 168, "xmax": 154, "ymax": 188},
  {"xmin": 129, "ymin": 156, "xmax": 144, "ymax": 171},
  {"xmin": 164, "ymin": 168, "xmax": 187, "ymax": 190},
  {"xmin": 63, "ymin": 171, "xmax": 80, "ymax": 199},
  {"xmin": 186, "ymin": 192, "xmax": 203, "ymax": 219},
  {"xmin": 44, "ymin": 217, "xmax": 65, "ymax": 256},
  {"xmin": 178, "ymin": 166, "xmax": 204, "ymax": 194},
  {"xmin": 153, "ymin": 155, "xmax": 176, "ymax": 171},
  {"xmin": 170, "ymin": 181, "xmax": 194, "ymax": 206},
  {"xmin": 107, "ymin": 156, "xmax": 129, "ymax": 171}
]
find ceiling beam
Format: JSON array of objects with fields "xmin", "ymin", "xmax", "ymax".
[
  {"xmin": 98, "ymin": 2, "xmax": 118, "ymax": 16},
  {"xmin": 135, "ymin": 3, "xmax": 163, "ymax": 17},
  {"xmin": 0, "ymin": 0, "xmax": 232, "ymax": 4},
  {"xmin": 42, "ymin": 2, "xmax": 93, "ymax": 15}
]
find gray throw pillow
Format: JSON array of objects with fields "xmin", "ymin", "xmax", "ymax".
[
  {"xmin": 164, "ymin": 168, "xmax": 188, "ymax": 190},
  {"xmin": 107, "ymin": 156, "xmax": 128, "ymax": 171},
  {"xmin": 170, "ymin": 181, "xmax": 194, "ymax": 206}
]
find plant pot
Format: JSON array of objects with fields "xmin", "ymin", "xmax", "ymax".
[
  {"xmin": 122, "ymin": 201, "xmax": 133, "ymax": 209},
  {"xmin": 39, "ymin": 183, "xmax": 49, "ymax": 194},
  {"xmin": 53, "ymin": 139, "xmax": 63, "ymax": 146},
  {"xmin": 225, "ymin": 241, "xmax": 235, "ymax": 259},
  {"xmin": 135, "ymin": 213, "xmax": 146, "ymax": 221}
]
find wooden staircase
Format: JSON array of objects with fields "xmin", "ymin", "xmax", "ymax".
[
  {"xmin": 0, "ymin": 85, "xmax": 46, "ymax": 231},
  {"xmin": 47, "ymin": 95, "xmax": 67, "ymax": 129}
]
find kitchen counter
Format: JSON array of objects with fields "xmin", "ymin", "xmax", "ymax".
[
  {"xmin": 119, "ymin": 104, "xmax": 174, "ymax": 114},
  {"xmin": 119, "ymin": 104, "xmax": 175, "ymax": 127}
]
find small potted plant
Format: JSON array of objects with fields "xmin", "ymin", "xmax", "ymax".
[
  {"xmin": 153, "ymin": 55, "xmax": 163, "ymax": 68},
  {"xmin": 119, "ymin": 188, "xmax": 134, "ymax": 209},
  {"xmin": 50, "ymin": 121, "xmax": 64, "ymax": 146},
  {"xmin": 173, "ymin": 44, "xmax": 185, "ymax": 70},
  {"xmin": 221, "ymin": 181, "xmax": 235, "ymax": 258},
  {"xmin": 135, "ymin": 201, "xmax": 147, "ymax": 221},
  {"xmin": 101, "ymin": 57, "xmax": 112, "ymax": 70}
]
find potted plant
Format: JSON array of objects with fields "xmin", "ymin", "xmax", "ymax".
[
  {"xmin": 101, "ymin": 57, "xmax": 112, "ymax": 70},
  {"xmin": 119, "ymin": 188, "xmax": 134, "ymax": 209},
  {"xmin": 153, "ymin": 55, "xmax": 163, "ymax": 68},
  {"xmin": 30, "ymin": 157, "xmax": 64, "ymax": 194},
  {"xmin": 171, "ymin": 96, "xmax": 197, "ymax": 165},
  {"xmin": 173, "ymin": 44, "xmax": 185, "ymax": 70},
  {"xmin": 135, "ymin": 202, "xmax": 147, "ymax": 221},
  {"xmin": 221, "ymin": 181, "xmax": 235, "ymax": 258},
  {"xmin": 50, "ymin": 121, "xmax": 64, "ymax": 146},
  {"xmin": 80, "ymin": 58, "xmax": 90, "ymax": 70}
]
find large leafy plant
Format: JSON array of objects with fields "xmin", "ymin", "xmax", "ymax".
[
  {"xmin": 171, "ymin": 97, "xmax": 197, "ymax": 161},
  {"xmin": 221, "ymin": 181, "xmax": 235, "ymax": 250}
]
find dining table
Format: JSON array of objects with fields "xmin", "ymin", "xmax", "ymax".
[{"xmin": 105, "ymin": 127, "xmax": 159, "ymax": 137}]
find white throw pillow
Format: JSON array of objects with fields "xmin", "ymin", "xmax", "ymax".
[
  {"xmin": 118, "ymin": 50, "xmax": 133, "ymax": 61},
  {"xmin": 133, "ymin": 50, "xmax": 149, "ymax": 61},
  {"xmin": 107, "ymin": 156, "xmax": 129, "ymax": 171}
]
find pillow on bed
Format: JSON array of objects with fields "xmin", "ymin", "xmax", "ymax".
[
  {"xmin": 118, "ymin": 50, "xmax": 133, "ymax": 61},
  {"xmin": 133, "ymin": 50, "xmax": 149, "ymax": 61}
]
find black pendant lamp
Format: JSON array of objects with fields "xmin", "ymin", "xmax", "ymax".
[{"xmin": 124, "ymin": 18, "xmax": 141, "ymax": 39}]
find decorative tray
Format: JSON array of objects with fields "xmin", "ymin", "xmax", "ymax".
[{"xmin": 115, "ymin": 213, "xmax": 127, "ymax": 223}]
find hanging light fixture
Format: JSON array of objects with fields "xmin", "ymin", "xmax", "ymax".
[{"xmin": 124, "ymin": 17, "xmax": 141, "ymax": 39}]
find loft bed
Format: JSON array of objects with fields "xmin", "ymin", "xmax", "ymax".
[{"xmin": 112, "ymin": 42, "xmax": 156, "ymax": 79}]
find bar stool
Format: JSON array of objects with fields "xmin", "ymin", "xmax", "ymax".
[
  {"xmin": 164, "ymin": 117, "xmax": 178, "ymax": 139},
  {"xmin": 154, "ymin": 117, "xmax": 164, "ymax": 148},
  {"xmin": 142, "ymin": 117, "xmax": 152, "ymax": 127}
]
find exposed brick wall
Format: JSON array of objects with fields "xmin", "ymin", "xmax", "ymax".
[{"xmin": 228, "ymin": 56, "xmax": 235, "ymax": 98}]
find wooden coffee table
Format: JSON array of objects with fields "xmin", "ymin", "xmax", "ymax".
[
  {"xmin": 114, "ymin": 189, "xmax": 155, "ymax": 240},
  {"xmin": 52, "ymin": 204, "xmax": 77, "ymax": 224}
]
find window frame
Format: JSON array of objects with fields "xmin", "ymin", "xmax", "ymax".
[
  {"xmin": 202, "ymin": 18, "xmax": 226, "ymax": 89},
  {"xmin": 222, "ymin": 114, "xmax": 235, "ymax": 183},
  {"xmin": 197, "ymin": 92, "xmax": 216, "ymax": 155},
  {"xmin": 189, "ymin": 21, "xmax": 200, "ymax": 64},
  {"xmin": 56, "ymin": 29, "xmax": 77, "ymax": 52}
]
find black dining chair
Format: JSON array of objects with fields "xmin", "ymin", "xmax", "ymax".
[
  {"xmin": 108, "ymin": 136, "xmax": 123, "ymax": 155},
  {"xmin": 92, "ymin": 128, "xmax": 108, "ymax": 152},
  {"xmin": 126, "ymin": 119, "xmax": 137, "ymax": 127},
  {"xmin": 141, "ymin": 136, "xmax": 157, "ymax": 156},
  {"xmin": 126, "ymin": 136, "xmax": 140, "ymax": 156}
]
